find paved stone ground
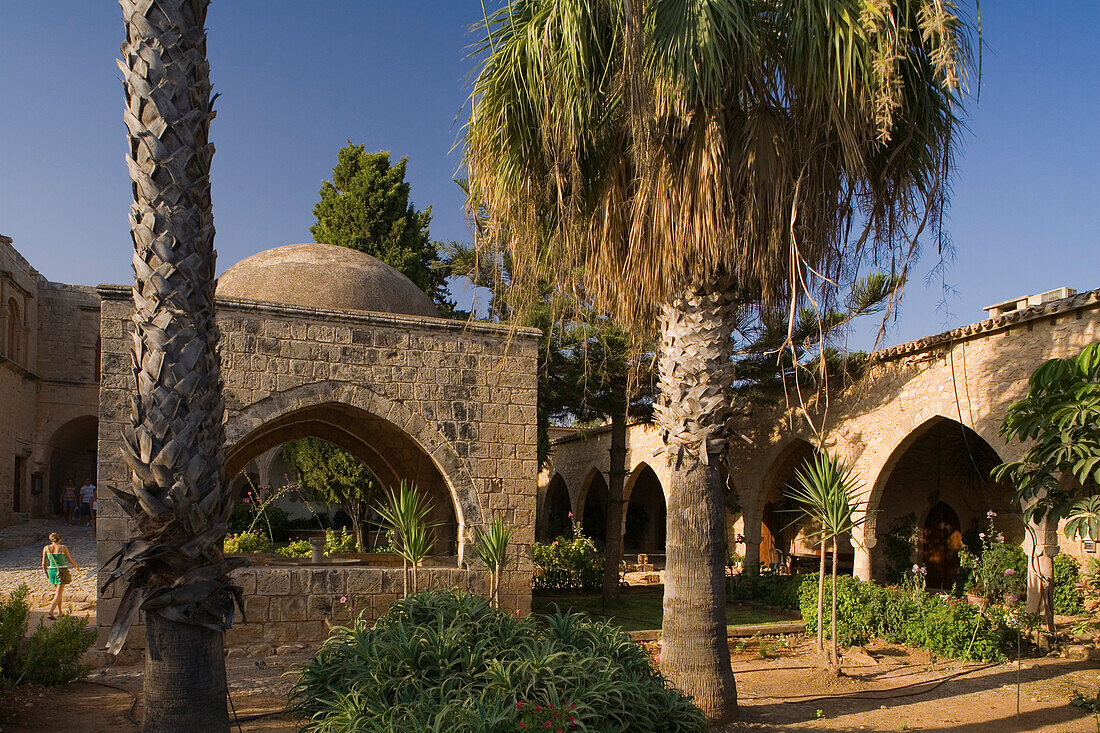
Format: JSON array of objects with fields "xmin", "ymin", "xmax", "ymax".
[{"xmin": 0, "ymin": 520, "xmax": 97, "ymax": 610}]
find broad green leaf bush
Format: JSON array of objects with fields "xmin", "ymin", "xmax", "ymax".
[
  {"xmin": 291, "ymin": 590, "xmax": 704, "ymax": 733},
  {"xmin": 0, "ymin": 585, "xmax": 94, "ymax": 686},
  {"xmin": 533, "ymin": 524, "xmax": 603, "ymax": 591},
  {"xmin": 1054, "ymin": 554, "xmax": 1085, "ymax": 615},
  {"xmin": 728, "ymin": 570, "xmax": 805, "ymax": 610},
  {"xmin": 797, "ymin": 575, "xmax": 1011, "ymax": 662}
]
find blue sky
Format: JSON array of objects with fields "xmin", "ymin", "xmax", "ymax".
[{"xmin": 1, "ymin": 2, "xmax": 1096, "ymax": 350}]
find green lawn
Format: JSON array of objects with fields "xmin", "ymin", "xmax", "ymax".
[{"xmin": 532, "ymin": 587, "xmax": 797, "ymax": 632}]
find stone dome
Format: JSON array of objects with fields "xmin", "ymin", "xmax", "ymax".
[{"xmin": 216, "ymin": 243, "xmax": 438, "ymax": 318}]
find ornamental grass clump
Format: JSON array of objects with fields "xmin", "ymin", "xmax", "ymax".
[{"xmin": 290, "ymin": 589, "xmax": 705, "ymax": 732}]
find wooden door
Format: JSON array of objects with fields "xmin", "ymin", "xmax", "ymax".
[{"xmin": 923, "ymin": 502, "xmax": 962, "ymax": 590}]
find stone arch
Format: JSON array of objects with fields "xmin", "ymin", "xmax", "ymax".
[
  {"xmin": 867, "ymin": 414, "xmax": 1019, "ymax": 583},
  {"xmin": 223, "ymin": 381, "xmax": 479, "ymax": 556},
  {"xmin": 623, "ymin": 462, "xmax": 666, "ymax": 555},
  {"xmin": 755, "ymin": 437, "xmax": 820, "ymax": 570},
  {"xmin": 6, "ymin": 297, "xmax": 23, "ymax": 364},
  {"xmin": 538, "ymin": 473, "xmax": 571, "ymax": 542},
  {"xmin": 578, "ymin": 468, "xmax": 608, "ymax": 544},
  {"xmin": 46, "ymin": 415, "xmax": 98, "ymax": 516}
]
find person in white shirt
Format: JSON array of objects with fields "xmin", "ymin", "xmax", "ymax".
[{"xmin": 79, "ymin": 478, "xmax": 96, "ymax": 527}]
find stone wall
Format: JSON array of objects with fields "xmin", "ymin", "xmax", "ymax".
[
  {"xmin": 0, "ymin": 236, "xmax": 100, "ymax": 527},
  {"xmin": 544, "ymin": 289, "xmax": 1100, "ymax": 593},
  {"xmin": 96, "ymin": 286, "xmax": 539, "ymax": 649}
]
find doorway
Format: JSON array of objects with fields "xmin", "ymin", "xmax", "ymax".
[{"xmin": 923, "ymin": 501, "xmax": 962, "ymax": 589}]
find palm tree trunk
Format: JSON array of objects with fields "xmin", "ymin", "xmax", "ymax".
[
  {"xmin": 144, "ymin": 614, "xmax": 228, "ymax": 729},
  {"xmin": 655, "ymin": 285, "xmax": 737, "ymax": 723},
  {"xmin": 831, "ymin": 541, "xmax": 839, "ymax": 672},
  {"xmin": 117, "ymin": 2, "xmax": 236, "ymax": 730},
  {"xmin": 602, "ymin": 407, "xmax": 628, "ymax": 601},
  {"xmin": 817, "ymin": 542, "xmax": 826, "ymax": 653}
]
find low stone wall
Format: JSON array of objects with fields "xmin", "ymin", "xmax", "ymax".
[{"xmin": 102, "ymin": 564, "xmax": 492, "ymax": 654}]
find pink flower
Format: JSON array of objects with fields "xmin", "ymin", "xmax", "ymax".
[
  {"xmin": 567, "ymin": 512, "xmax": 573, "ymax": 518},
  {"xmin": 340, "ymin": 596, "xmax": 347, "ymax": 603},
  {"xmin": 517, "ymin": 701, "xmax": 523, "ymax": 709},
  {"xmin": 243, "ymin": 498, "xmax": 250, "ymax": 503},
  {"xmin": 1004, "ymin": 568, "xmax": 1016, "ymax": 576},
  {"xmin": 544, "ymin": 723, "xmax": 551, "ymax": 728}
]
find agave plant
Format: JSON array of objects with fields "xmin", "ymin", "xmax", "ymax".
[
  {"xmin": 473, "ymin": 517, "xmax": 513, "ymax": 608},
  {"xmin": 787, "ymin": 452, "xmax": 865, "ymax": 671},
  {"xmin": 375, "ymin": 481, "xmax": 437, "ymax": 596}
]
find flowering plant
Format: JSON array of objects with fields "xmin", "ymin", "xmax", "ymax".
[
  {"xmin": 959, "ymin": 511, "xmax": 1025, "ymax": 602},
  {"xmin": 515, "ymin": 700, "xmax": 578, "ymax": 731}
]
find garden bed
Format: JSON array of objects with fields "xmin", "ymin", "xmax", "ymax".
[{"xmin": 532, "ymin": 586, "xmax": 800, "ymax": 633}]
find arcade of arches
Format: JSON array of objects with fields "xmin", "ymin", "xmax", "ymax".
[{"xmin": 542, "ymin": 286, "xmax": 1100, "ymax": 610}]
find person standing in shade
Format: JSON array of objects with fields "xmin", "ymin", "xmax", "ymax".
[
  {"xmin": 79, "ymin": 478, "xmax": 96, "ymax": 527},
  {"xmin": 41, "ymin": 532, "xmax": 81, "ymax": 620},
  {"xmin": 90, "ymin": 486, "xmax": 98, "ymax": 539},
  {"xmin": 60, "ymin": 480, "xmax": 77, "ymax": 525}
]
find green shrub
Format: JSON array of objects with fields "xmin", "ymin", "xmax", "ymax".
[
  {"xmin": 14, "ymin": 616, "xmax": 96, "ymax": 685},
  {"xmin": 224, "ymin": 530, "xmax": 272, "ymax": 555},
  {"xmin": 797, "ymin": 574, "xmax": 1009, "ymax": 661},
  {"xmin": 324, "ymin": 527, "xmax": 358, "ymax": 556},
  {"xmin": 883, "ymin": 514, "xmax": 919, "ymax": 585},
  {"xmin": 728, "ymin": 571, "xmax": 805, "ymax": 610},
  {"xmin": 276, "ymin": 539, "xmax": 313, "ymax": 559},
  {"xmin": 1054, "ymin": 554, "xmax": 1085, "ymax": 615},
  {"xmin": 0, "ymin": 584, "xmax": 30, "ymax": 678},
  {"xmin": 291, "ymin": 590, "xmax": 704, "ymax": 732},
  {"xmin": 533, "ymin": 525, "xmax": 603, "ymax": 591}
]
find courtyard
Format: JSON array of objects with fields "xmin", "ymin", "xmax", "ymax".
[{"xmin": 2, "ymin": 1, "xmax": 1100, "ymax": 731}]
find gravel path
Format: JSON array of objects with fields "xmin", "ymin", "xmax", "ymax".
[{"xmin": 0, "ymin": 521, "xmax": 97, "ymax": 606}]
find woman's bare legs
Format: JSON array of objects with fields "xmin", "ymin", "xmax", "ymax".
[{"xmin": 48, "ymin": 583, "xmax": 64, "ymax": 617}]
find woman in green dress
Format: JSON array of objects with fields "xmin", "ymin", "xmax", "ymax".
[{"xmin": 41, "ymin": 532, "xmax": 81, "ymax": 619}]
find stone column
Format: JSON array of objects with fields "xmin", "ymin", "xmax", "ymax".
[
  {"xmin": 852, "ymin": 512, "xmax": 877, "ymax": 581},
  {"xmin": 1024, "ymin": 516, "xmax": 1058, "ymax": 614}
]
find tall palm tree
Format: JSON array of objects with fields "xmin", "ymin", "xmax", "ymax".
[
  {"xmin": 465, "ymin": 1, "xmax": 975, "ymax": 721},
  {"xmin": 105, "ymin": 2, "xmax": 241, "ymax": 730}
]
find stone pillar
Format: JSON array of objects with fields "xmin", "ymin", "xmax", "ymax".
[
  {"xmin": 1024, "ymin": 516, "xmax": 1058, "ymax": 614},
  {"xmin": 853, "ymin": 512, "xmax": 877, "ymax": 581}
]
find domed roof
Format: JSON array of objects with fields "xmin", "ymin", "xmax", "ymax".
[{"xmin": 216, "ymin": 243, "xmax": 438, "ymax": 318}]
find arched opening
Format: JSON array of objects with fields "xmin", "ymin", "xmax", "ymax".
[
  {"xmin": 872, "ymin": 416, "xmax": 1020, "ymax": 585},
  {"xmin": 760, "ymin": 439, "xmax": 823, "ymax": 572},
  {"xmin": 226, "ymin": 402, "xmax": 461, "ymax": 557},
  {"xmin": 6, "ymin": 297, "xmax": 23, "ymax": 365},
  {"xmin": 539, "ymin": 474, "xmax": 571, "ymax": 541},
  {"xmin": 47, "ymin": 416, "xmax": 98, "ymax": 516},
  {"xmin": 581, "ymin": 471, "xmax": 609, "ymax": 545},
  {"xmin": 923, "ymin": 501, "xmax": 963, "ymax": 589},
  {"xmin": 624, "ymin": 464, "xmax": 666, "ymax": 556}
]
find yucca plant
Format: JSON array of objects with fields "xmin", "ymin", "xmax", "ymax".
[
  {"xmin": 466, "ymin": 1, "xmax": 977, "ymax": 719},
  {"xmin": 473, "ymin": 517, "xmax": 513, "ymax": 608},
  {"xmin": 787, "ymin": 452, "xmax": 865, "ymax": 671},
  {"xmin": 375, "ymin": 482, "xmax": 437, "ymax": 597}
]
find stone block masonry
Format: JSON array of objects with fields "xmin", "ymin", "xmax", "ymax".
[{"xmin": 95, "ymin": 286, "xmax": 539, "ymax": 650}]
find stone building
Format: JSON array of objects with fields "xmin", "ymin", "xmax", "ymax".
[
  {"xmin": 541, "ymin": 287, "xmax": 1100, "ymax": 607},
  {"xmin": 0, "ymin": 235, "xmax": 100, "ymax": 529},
  {"xmin": 95, "ymin": 243, "xmax": 540, "ymax": 648}
]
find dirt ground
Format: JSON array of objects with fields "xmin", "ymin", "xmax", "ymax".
[{"xmin": 1, "ymin": 635, "xmax": 1097, "ymax": 732}]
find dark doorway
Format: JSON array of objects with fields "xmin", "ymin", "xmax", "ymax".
[
  {"xmin": 624, "ymin": 465, "xmax": 666, "ymax": 555},
  {"xmin": 582, "ymin": 472, "xmax": 608, "ymax": 545},
  {"xmin": 13, "ymin": 456, "xmax": 25, "ymax": 513},
  {"xmin": 923, "ymin": 501, "xmax": 963, "ymax": 589},
  {"xmin": 541, "ymin": 475, "xmax": 571, "ymax": 541}
]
